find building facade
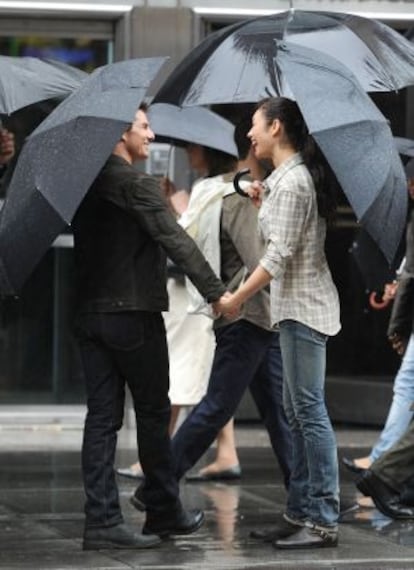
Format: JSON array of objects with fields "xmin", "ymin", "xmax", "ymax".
[{"xmin": 0, "ymin": 0, "xmax": 413, "ymax": 423}]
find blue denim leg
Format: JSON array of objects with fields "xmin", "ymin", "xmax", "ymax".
[
  {"xmin": 249, "ymin": 332, "xmax": 293, "ymax": 488},
  {"xmin": 172, "ymin": 320, "xmax": 273, "ymax": 480},
  {"xmin": 279, "ymin": 320, "xmax": 339, "ymax": 528},
  {"xmin": 370, "ymin": 333, "xmax": 414, "ymax": 462}
]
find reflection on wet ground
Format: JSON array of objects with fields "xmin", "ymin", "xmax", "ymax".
[{"xmin": 1, "ymin": 440, "xmax": 414, "ymax": 568}]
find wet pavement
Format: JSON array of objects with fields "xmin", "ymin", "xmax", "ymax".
[{"xmin": 1, "ymin": 424, "xmax": 414, "ymax": 569}]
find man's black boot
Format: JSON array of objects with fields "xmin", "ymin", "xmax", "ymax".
[{"xmin": 143, "ymin": 506, "xmax": 204, "ymax": 538}]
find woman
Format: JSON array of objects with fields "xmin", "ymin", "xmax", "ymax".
[{"xmin": 219, "ymin": 97, "xmax": 341, "ymax": 549}]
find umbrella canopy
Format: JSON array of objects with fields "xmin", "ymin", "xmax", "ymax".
[
  {"xmin": 350, "ymin": 228, "xmax": 400, "ymax": 293},
  {"xmin": 147, "ymin": 103, "xmax": 238, "ymax": 156},
  {"xmin": 0, "ymin": 57, "xmax": 167, "ymax": 295},
  {"xmin": 275, "ymin": 41, "xmax": 407, "ymax": 264},
  {"xmin": 154, "ymin": 9, "xmax": 414, "ymax": 106},
  {"xmin": 0, "ymin": 56, "xmax": 87, "ymax": 116}
]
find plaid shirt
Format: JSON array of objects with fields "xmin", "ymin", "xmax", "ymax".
[{"xmin": 259, "ymin": 153, "xmax": 341, "ymax": 336}]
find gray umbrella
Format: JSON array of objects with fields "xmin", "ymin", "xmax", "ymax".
[
  {"xmin": 276, "ymin": 41, "xmax": 407, "ymax": 264},
  {"xmin": 0, "ymin": 56, "xmax": 87, "ymax": 116},
  {"xmin": 0, "ymin": 57, "xmax": 167, "ymax": 294},
  {"xmin": 147, "ymin": 103, "xmax": 238, "ymax": 156}
]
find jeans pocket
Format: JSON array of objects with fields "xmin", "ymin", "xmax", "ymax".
[
  {"xmin": 100, "ymin": 312, "xmax": 146, "ymax": 351},
  {"xmin": 310, "ymin": 327, "xmax": 328, "ymax": 344}
]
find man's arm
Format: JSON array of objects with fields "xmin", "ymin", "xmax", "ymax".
[{"xmin": 104, "ymin": 171, "xmax": 226, "ymax": 302}]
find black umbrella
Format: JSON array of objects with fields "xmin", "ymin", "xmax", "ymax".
[
  {"xmin": 154, "ymin": 9, "xmax": 414, "ymax": 106},
  {"xmin": 147, "ymin": 103, "xmax": 237, "ymax": 156},
  {"xmin": 275, "ymin": 41, "xmax": 407, "ymax": 264},
  {"xmin": 0, "ymin": 56, "xmax": 87, "ymax": 116},
  {"xmin": 0, "ymin": 57, "xmax": 167, "ymax": 295},
  {"xmin": 350, "ymin": 228, "xmax": 400, "ymax": 292}
]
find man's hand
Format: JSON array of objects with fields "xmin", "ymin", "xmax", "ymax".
[
  {"xmin": 383, "ymin": 281, "xmax": 398, "ymax": 303},
  {"xmin": 388, "ymin": 332, "xmax": 407, "ymax": 356},
  {"xmin": 0, "ymin": 128, "xmax": 15, "ymax": 165}
]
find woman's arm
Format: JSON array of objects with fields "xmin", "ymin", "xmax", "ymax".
[{"xmin": 216, "ymin": 264, "xmax": 272, "ymax": 315}]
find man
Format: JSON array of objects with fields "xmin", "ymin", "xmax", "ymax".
[
  {"xmin": 131, "ymin": 115, "xmax": 292, "ymax": 512},
  {"xmin": 343, "ymin": 160, "xmax": 414, "ymax": 478},
  {"xmin": 72, "ymin": 104, "xmax": 227, "ymax": 551}
]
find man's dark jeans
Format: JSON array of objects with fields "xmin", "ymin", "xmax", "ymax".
[
  {"xmin": 75, "ymin": 311, "xmax": 179, "ymax": 528},
  {"xmin": 172, "ymin": 320, "xmax": 293, "ymax": 487}
]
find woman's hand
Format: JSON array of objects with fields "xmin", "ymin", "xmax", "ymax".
[
  {"xmin": 160, "ymin": 177, "xmax": 189, "ymax": 215},
  {"xmin": 246, "ymin": 180, "xmax": 264, "ymax": 208},
  {"xmin": 160, "ymin": 176, "xmax": 177, "ymax": 199}
]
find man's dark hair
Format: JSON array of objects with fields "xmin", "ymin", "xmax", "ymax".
[
  {"xmin": 234, "ymin": 115, "xmax": 253, "ymax": 160},
  {"xmin": 125, "ymin": 102, "xmax": 149, "ymax": 132}
]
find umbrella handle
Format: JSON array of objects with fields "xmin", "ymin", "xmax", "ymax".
[
  {"xmin": 369, "ymin": 291, "xmax": 390, "ymax": 310},
  {"xmin": 233, "ymin": 168, "xmax": 251, "ymax": 197}
]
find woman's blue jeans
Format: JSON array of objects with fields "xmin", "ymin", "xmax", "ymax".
[{"xmin": 279, "ymin": 319, "xmax": 339, "ymax": 528}]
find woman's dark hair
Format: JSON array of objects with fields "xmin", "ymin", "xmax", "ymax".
[
  {"xmin": 257, "ymin": 97, "xmax": 338, "ymax": 222},
  {"xmin": 202, "ymin": 146, "xmax": 237, "ymax": 178}
]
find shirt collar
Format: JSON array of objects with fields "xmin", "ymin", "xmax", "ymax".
[{"xmin": 263, "ymin": 153, "xmax": 304, "ymax": 194}]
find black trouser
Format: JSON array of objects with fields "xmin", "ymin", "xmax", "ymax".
[
  {"xmin": 172, "ymin": 320, "xmax": 293, "ymax": 487},
  {"xmin": 75, "ymin": 311, "xmax": 179, "ymax": 528},
  {"xmin": 372, "ymin": 418, "xmax": 414, "ymax": 492}
]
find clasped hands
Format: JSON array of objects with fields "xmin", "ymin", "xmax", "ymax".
[{"xmin": 212, "ymin": 291, "xmax": 241, "ymax": 320}]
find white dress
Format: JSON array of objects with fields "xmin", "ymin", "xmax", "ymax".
[
  {"xmin": 164, "ymin": 174, "xmax": 232, "ymax": 406},
  {"xmin": 163, "ymin": 278, "xmax": 215, "ymax": 406}
]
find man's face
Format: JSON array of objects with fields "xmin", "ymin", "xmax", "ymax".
[{"xmin": 124, "ymin": 109, "xmax": 155, "ymax": 161}]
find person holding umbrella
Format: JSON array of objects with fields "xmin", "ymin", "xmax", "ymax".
[
  {"xmin": 72, "ymin": 103, "xmax": 227, "ymax": 550},
  {"xmin": 343, "ymin": 160, "xmax": 414, "ymax": 480},
  {"xmin": 218, "ymin": 97, "xmax": 340, "ymax": 549}
]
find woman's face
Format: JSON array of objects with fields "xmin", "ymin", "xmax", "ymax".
[
  {"xmin": 248, "ymin": 109, "xmax": 275, "ymax": 161},
  {"xmin": 186, "ymin": 144, "xmax": 208, "ymax": 175}
]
